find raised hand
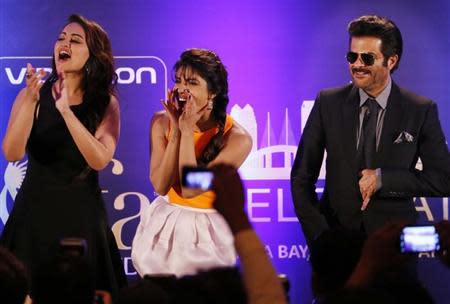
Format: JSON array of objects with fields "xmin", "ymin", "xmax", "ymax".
[
  {"xmin": 178, "ymin": 95, "xmax": 209, "ymax": 133},
  {"xmin": 346, "ymin": 221, "xmax": 409, "ymax": 288},
  {"xmin": 211, "ymin": 164, "xmax": 251, "ymax": 234},
  {"xmin": 55, "ymin": 72, "xmax": 71, "ymax": 114},
  {"xmin": 24, "ymin": 63, "xmax": 46, "ymax": 102},
  {"xmin": 161, "ymin": 88, "xmax": 182, "ymax": 129}
]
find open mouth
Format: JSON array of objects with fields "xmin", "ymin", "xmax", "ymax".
[
  {"xmin": 178, "ymin": 91, "xmax": 189, "ymax": 101},
  {"xmin": 176, "ymin": 90, "xmax": 190, "ymax": 110},
  {"xmin": 177, "ymin": 98, "xmax": 187, "ymax": 110},
  {"xmin": 58, "ymin": 50, "xmax": 71, "ymax": 61}
]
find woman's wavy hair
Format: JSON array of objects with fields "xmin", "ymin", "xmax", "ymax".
[
  {"xmin": 49, "ymin": 14, "xmax": 117, "ymax": 133},
  {"xmin": 174, "ymin": 49, "xmax": 229, "ymax": 166}
]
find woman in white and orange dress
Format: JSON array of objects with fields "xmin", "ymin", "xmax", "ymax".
[{"xmin": 132, "ymin": 48, "xmax": 252, "ymax": 277}]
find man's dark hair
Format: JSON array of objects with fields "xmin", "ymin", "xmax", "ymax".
[{"xmin": 348, "ymin": 15, "xmax": 403, "ymax": 73}]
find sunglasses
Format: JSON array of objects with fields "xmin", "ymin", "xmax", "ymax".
[{"xmin": 346, "ymin": 52, "xmax": 376, "ymax": 66}]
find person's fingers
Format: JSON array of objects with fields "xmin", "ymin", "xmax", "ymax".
[
  {"xmin": 29, "ymin": 72, "xmax": 43, "ymax": 93},
  {"xmin": 164, "ymin": 99, "xmax": 176, "ymax": 113},
  {"xmin": 436, "ymin": 221, "xmax": 450, "ymax": 251},
  {"xmin": 35, "ymin": 78, "xmax": 44, "ymax": 92},
  {"xmin": 211, "ymin": 164, "xmax": 240, "ymax": 190},
  {"xmin": 26, "ymin": 63, "xmax": 36, "ymax": 77},
  {"xmin": 210, "ymin": 164, "xmax": 228, "ymax": 188},
  {"xmin": 361, "ymin": 196, "xmax": 370, "ymax": 210},
  {"xmin": 198, "ymin": 100, "xmax": 210, "ymax": 114},
  {"xmin": 25, "ymin": 63, "xmax": 33, "ymax": 81}
]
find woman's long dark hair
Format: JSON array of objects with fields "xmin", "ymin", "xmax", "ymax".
[
  {"xmin": 174, "ymin": 49, "xmax": 229, "ymax": 166},
  {"xmin": 50, "ymin": 14, "xmax": 117, "ymax": 133}
]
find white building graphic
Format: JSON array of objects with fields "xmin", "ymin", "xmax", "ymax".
[{"xmin": 231, "ymin": 101, "xmax": 326, "ymax": 180}]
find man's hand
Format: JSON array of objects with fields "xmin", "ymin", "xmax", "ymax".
[{"xmin": 359, "ymin": 169, "xmax": 378, "ymax": 211}]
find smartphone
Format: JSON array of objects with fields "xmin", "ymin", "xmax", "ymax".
[
  {"xmin": 399, "ymin": 225, "xmax": 440, "ymax": 253},
  {"xmin": 181, "ymin": 166, "xmax": 214, "ymax": 190}
]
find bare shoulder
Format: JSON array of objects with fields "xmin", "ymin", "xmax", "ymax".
[
  {"xmin": 151, "ymin": 110, "xmax": 169, "ymax": 125},
  {"xmin": 227, "ymin": 120, "xmax": 253, "ymax": 147},
  {"xmin": 150, "ymin": 110, "xmax": 170, "ymax": 133},
  {"xmin": 109, "ymin": 95, "xmax": 119, "ymax": 108}
]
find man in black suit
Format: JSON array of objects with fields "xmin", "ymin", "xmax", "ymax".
[{"xmin": 291, "ymin": 15, "xmax": 450, "ymax": 245}]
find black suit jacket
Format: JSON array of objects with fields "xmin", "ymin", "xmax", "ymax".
[{"xmin": 290, "ymin": 82, "xmax": 450, "ymax": 244}]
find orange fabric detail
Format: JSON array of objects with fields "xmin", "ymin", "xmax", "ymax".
[{"xmin": 167, "ymin": 115, "xmax": 233, "ymax": 209}]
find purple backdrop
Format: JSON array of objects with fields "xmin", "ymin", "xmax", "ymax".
[{"xmin": 1, "ymin": 1, "xmax": 449, "ymax": 303}]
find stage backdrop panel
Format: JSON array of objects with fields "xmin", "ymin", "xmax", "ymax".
[{"xmin": 1, "ymin": 1, "xmax": 449, "ymax": 303}]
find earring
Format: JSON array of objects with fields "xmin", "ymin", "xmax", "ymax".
[
  {"xmin": 207, "ymin": 100, "xmax": 213, "ymax": 110},
  {"xmin": 85, "ymin": 64, "xmax": 90, "ymax": 74}
]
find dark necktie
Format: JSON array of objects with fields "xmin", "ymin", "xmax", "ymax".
[{"xmin": 357, "ymin": 98, "xmax": 379, "ymax": 170}]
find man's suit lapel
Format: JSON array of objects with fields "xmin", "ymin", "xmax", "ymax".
[
  {"xmin": 376, "ymin": 82, "xmax": 405, "ymax": 165},
  {"xmin": 342, "ymin": 85, "xmax": 360, "ymax": 170}
]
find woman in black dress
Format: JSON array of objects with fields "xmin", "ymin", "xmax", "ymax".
[{"xmin": 1, "ymin": 14, "xmax": 126, "ymax": 298}]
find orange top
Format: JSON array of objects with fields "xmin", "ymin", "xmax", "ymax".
[{"xmin": 167, "ymin": 115, "xmax": 234, "ymax": 209}]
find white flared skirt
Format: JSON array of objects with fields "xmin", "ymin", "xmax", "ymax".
[{"xmin": 131, "ymin": 196, "xmax": 237, "ymax": 277}]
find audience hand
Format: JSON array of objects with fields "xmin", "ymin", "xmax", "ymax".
[
  {"xmin": 346, "ymin": 221, "xmax": 409, "ymax": 288},
  {"xmin": 210, "ymin": 163, "xmax": 252, "ymax": 235},
  {"xmin": 435, "ymin": 220, "xmax": 450, "ymax": 267},
  {"xmin": 94, "ymin": 290, "xmax": 112, "ymax": 304}
]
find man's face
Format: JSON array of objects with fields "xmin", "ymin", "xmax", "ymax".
[{"xmin": 348, "ymin": 36, "xmax": 397, "ymax": 97}]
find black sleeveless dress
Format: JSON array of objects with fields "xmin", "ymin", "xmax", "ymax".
[{"xmin": 0, "ymin": 80, "xmax": 127, "ymax": 297}]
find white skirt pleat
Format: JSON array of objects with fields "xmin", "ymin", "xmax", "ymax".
[{"xmin": 131, "ymin": 196, "xmax": 237, "ymax": 277}]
